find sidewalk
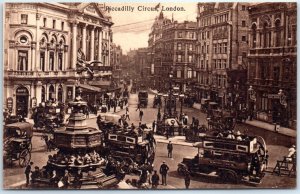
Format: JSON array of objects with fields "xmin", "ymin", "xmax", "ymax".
[
  {"xmin": 154, "ymin": 135, "xmax": 193, "ymax": 147},
  {"xmin": 26, "ymin": 106, "xmax": 125, "ymax": 125},
  {"xmin": 149, "ymin": 88, "xmax": 295, "ymax": 138},
  {"xmin": 244, "ymin": 119, "xmax": 296, "ymax": 138}
]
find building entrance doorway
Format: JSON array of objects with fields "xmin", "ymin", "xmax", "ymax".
[{"xmin": 16, "ymin": 86, "xmax": 29, "ymax": 118}]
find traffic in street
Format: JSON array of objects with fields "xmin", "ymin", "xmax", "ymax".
[{"xmin": 3, "ymin": 89, "xmax": 296, "ymax": 189}]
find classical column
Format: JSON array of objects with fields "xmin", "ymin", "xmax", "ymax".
[
  {"xmin": 36, "ymin": 13, "xmax": 41, "ymax": 71},
  {"xmin": 90, "ymin": 26, "xmax": 95, "ymax": 61},
  {"xmin": 36, "ymin": 81, "xmax": 42, "ymax": 104},
  {"xmin": 31, "ymin": 42, "xmax": 36, "ymax": 71},
  {"xmin": 108, "ymin": 30, "xmax": 111, "ymax": 66},
  {"xmin": 64, "ymin": 46, "xmax": 68, "ymax": 71},
  {"xmin": 72, "ymin": 22, "xmax": 78, "ymax": 69},
  {"xmin": 82, "ymin": 24, "xmax": 87, "ymax": 55},
  {"xmin": 255, "ymin": 59, "xmax": 259, "ymax": 80},
  {"xmin": 98, "ymin": 28, "xmax": 102, "ymax": 62},
  {"xmin": 271, "ymin": 15, "xmax": 275, "ymax": 47}
]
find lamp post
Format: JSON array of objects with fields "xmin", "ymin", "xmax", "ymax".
[
  {"xmin": 278, "ymin": 89, "xmax": 288, "ymax": 126},
  {"xmin": 179, "ymin": 94, "xmax": 185, "ymax": 117},
  {"xmin": 248, "ymin": 85, "xmax": 256, "ymax": 120}
]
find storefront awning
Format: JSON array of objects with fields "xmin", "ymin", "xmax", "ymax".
[{"xmin": 77, "ymin": 83, "xmax": 101, "ymax": 92}]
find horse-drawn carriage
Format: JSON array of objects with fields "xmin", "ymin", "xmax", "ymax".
[
  {"xmin": 153, "ymin": 94, "xmax": 162, "ymax": 108},
  {"xmin": 3, "ymin": 122, "xmax": 33, "ymax": 167},
  {"xmin": 207, "ymin": 110, "xmax": 235, "ymax": 132},
  {"xmin": 32, "ymin": 103, "xmax": 65, "ymax": 132}
]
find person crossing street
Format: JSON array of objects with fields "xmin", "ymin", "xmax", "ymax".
[
  {"xmin": 167, "ymin": 141, "xmax": 173, "ymax": 158},
  {"xmin": 159, "ymin": 161, "xmax": 169, "ymax": 186},
  {"xmin": 139, "ymin": 109, "xmax": 144, "ymax": 121},
  {"xmin": 25, "ymin": 162, "xmax": 33, "ymax": 187}
]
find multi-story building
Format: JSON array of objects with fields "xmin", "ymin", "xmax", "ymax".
[
  {"xmin": 148, "ymin": 12, "xmax": 172, "ymax": 91},
  {"xmin": 111, "ymin": 43, "xmax": 122, "ymax": 83},
  {"xmin": 148, "ymin": 12, "xmax": 197, "ymax": 92},
  {"xmin": 196, "ymin": 2, "xmax": 249, "ymax": 107},
  {"xmin": 163, "ymin": 21, "xmax": 197, "ymax": 92},
  {"xmin": 247, "ymin": 2, "xmax": 296, "ymax": 128},
  {"xmin": 4, "ymin": 3, "xmax": 113, "ymax": 117}
]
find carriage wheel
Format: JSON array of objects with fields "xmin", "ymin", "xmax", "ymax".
[{"xmin": 19, "ymin": 149, "xmax": 31, "ymax": 167}]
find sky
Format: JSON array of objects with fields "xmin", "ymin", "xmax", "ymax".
[{"xmin": 106, "ymin": 2, "xmax": 198, "ymax": 54}]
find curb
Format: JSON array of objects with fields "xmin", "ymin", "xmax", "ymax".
[{"xmin": 156, "ymin": 139, "xmax": 193, "ymax": 147}]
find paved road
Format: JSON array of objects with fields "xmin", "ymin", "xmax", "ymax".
[{"xmin": 3, "ymin": 92, "xmax": 296, "ymax": 189}]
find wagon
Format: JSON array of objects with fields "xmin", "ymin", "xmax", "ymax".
[{"xmin": 3, "ymin": 122, "xmax": 33, "ymax": 167}]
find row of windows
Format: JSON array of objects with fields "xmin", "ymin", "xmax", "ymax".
[
  {"xmin": 213, "ymin": 59, "xmax": 228, "ymax": 69},
  {"xmin": 177, "ymin": 43, "xmax": 194, "ymax": 51},
  {"xmin": 197, "ymin": 75, "xmax": 227, "ymax": 87},
  {"xmin": 213, "ymin": 43, "xmax": 227, "ymax": 54},
  {"xmin": 215, "ymin": 13, "xmax": 229, "ymax": 24},
  {"xmin": 177, "ymin": 55, "xmax": 194, "ymax": 62},
  {"xmin": 21, "ymin": 14, "xmax": 65, "ymax": 30},
  {"xmin": 199, "ymin": 31, "xmax": 210, "ymax": 40},
  {"xmin": 178, "ymin": 31, "xmax": 195, "ymax": 39},
  {"xmin": 17, "ymin": 50, "xmax": 64, "ymax": 71}
]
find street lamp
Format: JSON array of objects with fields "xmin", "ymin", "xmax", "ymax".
[
  {"xmin": 247, "ymin": 85, "xmax": 256, "ymax": 120},
  {"xmin": 179, "ymin": 94, "xmax": 185, "ymax": 118}
]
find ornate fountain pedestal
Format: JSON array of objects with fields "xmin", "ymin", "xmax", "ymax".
[{"xmin": 33, "ymin": 88, "xmax": 119, "ymax": 189}]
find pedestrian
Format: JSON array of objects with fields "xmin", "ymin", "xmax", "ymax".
[
  {"xmin": 136, "ymin": 103, "xmax": 141, "ymax": 111},
  {"xmin": 151, "ymin": 170, "xmax": 160, "ymax": 189},
  {"xmin": 167, "ymin": 141, "xmax": 173, "ymax": 158},
  {"xmin": 113, "ymin": 101, "xmax": 117, "ymax": 113},
  {"xmin": 184, "ymin": 114, "xmax": 189, "ymax": 125},
  {"xmin": 25, "ymin": 162, "xmax": 33, "ymax": 187},
  {"xmin": 107, "ymin": 101, "xmax": 111, "ymax": 112},
  {"xmin": 159, "ymin": 161, "xmax": 169, "ymax": 186},
  {"xmin": 60, "ymin": 170, "xmax": 71, "ymax": 188},
  {"xmin": 265, "ymin": 150, "xmax": 269, "ymax": 169},
  {"xmin": 157, "ymin": 110, "xmax": 161, "ymax": 121},
  {"xmin": 152, "ymin": 120, "xmax": 156, "ymax": 132},
  {"xmin": 125, "ymin": 107, "xmax": 130, "ymax": 120},
  {"xmin": 184, "ymin": 171, "xmax": 191, "ymax": 189},
  {"xmin": 73, "ymin": 169, "xmax": 83, "ymax": 189},
  {"xmin": 139, "ymin": 110, "xmax": 144, "ymax": 121}
]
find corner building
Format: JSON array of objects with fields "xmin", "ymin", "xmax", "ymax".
[
  {"xmin": 247, "ymin": 3, "xmax": 296, "ymax": 128},
  {"xmin": 4, "ymin": 3, "xmax": 113, "ymax": 117},
  {"xmin": 195, "ymin": 2, "xmax": 249, "ymax": 106}
]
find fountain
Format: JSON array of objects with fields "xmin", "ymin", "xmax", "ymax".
[{"xmin": 32, "ymin": 88, "xmax": 120, "ymax": 189}]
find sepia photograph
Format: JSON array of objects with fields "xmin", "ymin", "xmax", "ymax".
[{"xmin": 2, "ymin": 1, "xmax": 297, "ymax": 190}]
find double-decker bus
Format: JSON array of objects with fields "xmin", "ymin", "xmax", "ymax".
[{"xmin": 178, "ymin": 134, "xmax": 267, "ymax": 184}]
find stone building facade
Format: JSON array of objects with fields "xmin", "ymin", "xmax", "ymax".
[
  {"xmin": 4, "ymin": 3, "xmax": 113, "ymax": 117},
  {"xmin": 247, "ymin": 2, "xmax": 296, "ymax": 128},
  {"xmin": 148, "ymin": 12, "xmax": 197, "ymax": 92},
  {"xmin": 195, "ymin": 2, "xmax": 249, "ymax": 106}
]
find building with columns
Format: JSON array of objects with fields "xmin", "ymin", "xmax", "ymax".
[
  {"xmin": 247, "ymin": 2, "xmax": 296, "ymax": 128},
  {"xmin": 4, "ymin": 3, "xmax": 113, "ymax": 117}
]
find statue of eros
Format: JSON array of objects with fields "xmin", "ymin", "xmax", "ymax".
[{"xmin": 76, "ymin": 48, "xmax": 103, "ymax": 80}]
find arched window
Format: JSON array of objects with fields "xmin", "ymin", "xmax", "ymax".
[
  {"xmin": 49, "ymin": 85, "xmax": 55, "ymax": 101},
  {"xmin": 275, "ymin": 19, "xmax": 281, "ymax": 47},
  {"xmin": 57, "ymin": 85, "xmax": 63, "ymax": 102},
  {"xmin": 41, "ymin": 86, "xmax": 46, "ymax": 102},
  {"xmin": 263, "ymin": 22, "xmax": 268, "ymax": 48},
  {"xmin": 251, "ymin": 24, "xmax": 257, "ymax": 48}
]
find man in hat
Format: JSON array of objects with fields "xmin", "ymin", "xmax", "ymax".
[
  {"xmin": 159, "ymin": 161, "xmax": 169, "ymax": 186},
  {"xmin": 236, "ymin": 131, "xmax": 242, "ymax": 141},
  {"xmin": 167, "ymin": 141, "xmax": 173, "ymax": 158},
  {"xmin": 25, "ymin": 162, "xmax": 33, "ymax": 186},
  {"xmin": 151, "ymin": 170, "xmax": 160, "ymax": 189},
  {"xmin": 286, "ymin": 145, "xmax": 296, "ymax": 161}
]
